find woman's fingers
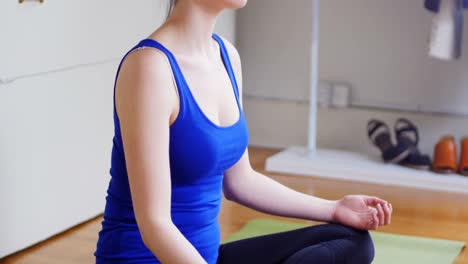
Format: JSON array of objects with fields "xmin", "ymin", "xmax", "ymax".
[
  {"xmin": 364, "ymin": 195, "xmax": 393, "ymax": 226},
  {"xmin": 383, "ymin": 203, "xmax": 391, "ymax": 225},
  {"xmin": 365, "ymin": 196, "xmax": 387, "ymax": 207},
  {"xmin": 377, "ymin": 202, "xmax": 391, "ymax": 226},
  {"xmin": 368, "ymin": 207, "xmax": 379, "ymax": 230},
  {"xmin": 372, "ymin": 209, "xmax": 379, "ymax": 229},
  {"xmin": 376, "ymin": 204, "xmax": 385, "ymax": 226}
]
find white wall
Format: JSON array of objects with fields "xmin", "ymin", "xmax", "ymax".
[
  {"xmin": 216, "ymin": 10, "xmax": 237, "ymax": 43},
  {"xmin": 236, "ymin": 0, "xmax": 313, "ymax": 102},
  {"xmin": 318, "ymin": 0, "xmax": 468, "ymax": 116},
  {"xmin": 0, "ymin": 1, "xmax": 236, "ymax": 258},
  {"xmin": 237, "ymin": 0, "xmax": 468, "ymax": 157}
]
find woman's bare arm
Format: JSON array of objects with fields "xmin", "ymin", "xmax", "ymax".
[
  {"xmin": 219, "ymin": 38, "xmax": 336, "ymax": 221},
  {"xmin": 221, "ymin": 37, "xmax": 390, "ymax": 229},
  {"xmin": 116, "ymin": 48, "xmax": 207, "ymax": 264}
]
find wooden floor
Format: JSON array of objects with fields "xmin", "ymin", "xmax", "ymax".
[{"xmin": 2, "ymin": 147, "xmax": 467, "ymax": 263}]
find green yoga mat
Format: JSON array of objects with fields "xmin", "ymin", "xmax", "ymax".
[{"xmin": 223, "ymin": 219, "xmax": 465, "ymax": 264}]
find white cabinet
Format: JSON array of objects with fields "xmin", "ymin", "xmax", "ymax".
[
  {"xmin": 0, "ymin": 0, "xmax": 163, "ymax": 258},
  {"xmin": 0, "ymin": 61, "xmax": 117, "ymax": 257}
]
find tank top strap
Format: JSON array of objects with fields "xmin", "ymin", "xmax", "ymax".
[
  {"xmin": 211, "ymin": 34, "xmax": 241, "ymax": 103},
  {"xmin": 112, "ymin": 39, "xmax": 188, "ymax": 123}
]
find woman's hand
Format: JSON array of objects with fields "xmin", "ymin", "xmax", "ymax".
[{"xmin": 332, "ymin": 195, "xmax": 393, "ymax": 230}]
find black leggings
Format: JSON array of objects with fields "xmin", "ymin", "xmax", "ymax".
[{"xmin": 216, "ymin": 223, "xmax": 375, "ymax": 264}]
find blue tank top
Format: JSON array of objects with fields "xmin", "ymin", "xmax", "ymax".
[{"xmin": 94, "ymin": 34, "xmax": 249, "ymax": 264}]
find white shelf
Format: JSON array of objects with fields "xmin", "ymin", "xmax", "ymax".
[{"xmin": 265, "ymin": 146, "xmax": 468, "ymax": 194}]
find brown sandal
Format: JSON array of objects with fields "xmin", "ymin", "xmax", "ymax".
[
  {"xmin": 432, "ymin": 135, "xmax": 457, "ymax": 174},
  {"xmin": 459, "ymin": 137, "xmax": 468, "ymax": 176}
]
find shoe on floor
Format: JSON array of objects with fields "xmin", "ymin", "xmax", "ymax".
[
  {"xmin": 367, "ymin": 119, "xmax": 412, "ymax": 163},
  {"xmin": 432, "ymin": 135, "xmax": 457, "ymax": 174},
  {"xmin": 459, "ymin": 137, "xmax": 468, "ymax": 176},
  {"xmin": 394, "ymin": 118, "xmax": 431, "ymax": 170}
]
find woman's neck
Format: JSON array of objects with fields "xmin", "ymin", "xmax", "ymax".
[{"xmin": 162, "ymin": 1, "xmax": 221, "ymax": 57}]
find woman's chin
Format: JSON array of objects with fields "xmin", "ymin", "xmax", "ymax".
[
  {"xmin": 214, "ymin": 0, "xmax": 247, "ymax": 10},
  {"xmin": 228, "ymin": 0, "xmax": 248, "ymax": 9}
]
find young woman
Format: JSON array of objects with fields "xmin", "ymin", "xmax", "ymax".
[{"xmin": 94, "ymin": 0, "xmax": 393, "ymax": 263}]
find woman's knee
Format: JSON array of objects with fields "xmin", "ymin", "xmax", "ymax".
[
  {"xmin": 342, "ymin": 226, "xmax": 375, "ymax": 263},
  {"xmin": 292, "ymin": 224, "xmax": 374, "ymax": 263},
  {"xmin": 322, "ymin": 224, "xmax": 374, "ymax": 263},
  {"xmin": 357, "ymin": 231, "xmax": 374, "ymax": 263}
]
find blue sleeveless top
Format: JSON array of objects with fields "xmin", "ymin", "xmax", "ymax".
[{"xmin": 94, "ymin": 34, "xmax": 249, "ymax": 264}]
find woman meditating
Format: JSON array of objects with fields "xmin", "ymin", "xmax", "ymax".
[{"xmin": 94, "ymin": 0, "xmax": 392, "ymax": 263}]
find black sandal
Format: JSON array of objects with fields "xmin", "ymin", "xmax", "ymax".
[
  {"xmin": 367, "ymin": 119, "xmax": 412, "ymax": 163},
  {"xmin": 394, "ymin": 118, "xmax": 431, "ymax": 170}
]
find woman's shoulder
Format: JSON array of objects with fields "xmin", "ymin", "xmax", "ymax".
[
  {"xmin": 215, "ymin": 34, "xmax": 243, "ymax": 96},
  {"xmin": 118, "ymin": 43, "xmax": 175, "ymax": 91},
  {"xmin": 215, "ymin": 34, "xmax": 241, "ymax": 65},
  {"xmin": 123, "ymin": 45, "xmax": 173, "ymax": 74},
  {"xmin": 115, "ymin": 44, "xmax": 178, "ymax": 116}
]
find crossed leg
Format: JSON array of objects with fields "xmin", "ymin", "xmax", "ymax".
[{"xmin": 216, "ymin": 223, "xmax": 374, "ymax": 264}]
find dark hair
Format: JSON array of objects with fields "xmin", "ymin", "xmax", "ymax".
[{"xmin": 167, "ymin": 0, "xmax": 176, "ymax": 19}]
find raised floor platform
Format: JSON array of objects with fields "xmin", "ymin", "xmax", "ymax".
[{"xmin": 265, "ymin": 146, "xmax": 468, "ymax": 194}]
